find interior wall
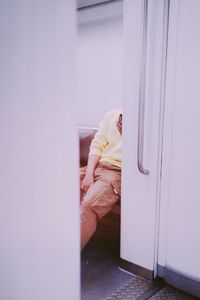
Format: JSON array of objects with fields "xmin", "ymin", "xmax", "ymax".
[
  {"xmin": 77, "ymin": 1, "xmax": 123, "ymax": 127},
  {"xmin": 0, "ymin": 1, "xmax": 79, "ymax": 299}
]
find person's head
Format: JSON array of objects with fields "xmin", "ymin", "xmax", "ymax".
[{"xmin": 116, "ymin": 113, "xmax": 122, "ymax": 134}]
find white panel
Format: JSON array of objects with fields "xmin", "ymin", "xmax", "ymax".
[
  {"xmin": 0, "ymin": 1, "xmax": 79, "ymax": 299},
  {"xmin": 122, "ymin": 0, "xmax": 164, "ymax": 271},
  {"xmin": 77, "ymin": 3, "xmax": 123, "ymax": 127},
  {"xmin": 159, "ymin": 0, "xmax": 200, "ymax": 280}
]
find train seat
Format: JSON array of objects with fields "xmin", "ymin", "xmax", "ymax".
[{"xmin": 79, "ymin": 127, "xmax": 120, "ymax": 216}]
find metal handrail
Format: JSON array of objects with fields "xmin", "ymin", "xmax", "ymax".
[{"xmin": 137, "ymin": 0, "xmax": 149, "ymax": 175}]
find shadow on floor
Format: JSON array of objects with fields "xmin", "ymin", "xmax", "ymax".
[
  {"xmin": 81, "ymin": 213, "xmax": 134, "ymax": 300},
  {"xmin": 81, "ymin": 215, "xmax": 198, "ymax": 300}
]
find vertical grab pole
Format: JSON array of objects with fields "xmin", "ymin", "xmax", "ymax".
[{"xmin": 137, "ymin": 0, "xmax": 150, "ymax": 175}]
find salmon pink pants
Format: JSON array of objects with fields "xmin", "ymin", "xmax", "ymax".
[{"xmin": 80, "ymin": 162, "xmax": 121, "ymax": 250}]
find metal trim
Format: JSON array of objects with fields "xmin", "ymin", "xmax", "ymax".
[
  {"xmin": 120, "ymin": 258, "xmax": 154, "ymax": 280},
  {"xmin": 153, "ymin": 0, "xmax": 171, "ymax": 277},
  {"xmin": 157, "ymin": 265, "xmax": 200, "ymax": 298},
  {"xmin": 77, "ymin": 0, "xmax": 120, "ymax": 10}
]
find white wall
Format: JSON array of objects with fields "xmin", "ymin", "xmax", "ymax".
[
  {"xmin": 0, "ymin": 1, "xmax": 79, "ymax": 299},
  {"xmin": 77, "ymin": 2, "xmax": 123, "ymax": 127},
  {"xmin": 158, "ymin": 0, "xmax": 200, "ymax": 281}
]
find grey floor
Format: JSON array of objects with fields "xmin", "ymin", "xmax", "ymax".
[
  {"xmin": 81, "ymin": 215, "xmax": 133, "ymax": 300},
  {"xmin": 81, "ymin": 217, "xmax": 198, "ymax": 300}
]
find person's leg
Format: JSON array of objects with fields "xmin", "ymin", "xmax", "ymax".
[
  {"xmin": 81, "ymin": 164, "xmax": 121, "ymax": 249},
  {"xmin": 80, "ymin": 166, "xmax": 87, "ymax": 200}
]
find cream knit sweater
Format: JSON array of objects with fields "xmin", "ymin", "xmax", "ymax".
[{"xmin": 89, "ymin": 110, "xmax": 122, "ymax": 168}]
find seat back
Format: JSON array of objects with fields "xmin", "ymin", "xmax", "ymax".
[
  {"xmin": 79, "ymin": 127, "xmax": 120, "ymax": 216},
  {"xmin": 79, "ymin": 128, "xmax": 97, "ymax": 167}
]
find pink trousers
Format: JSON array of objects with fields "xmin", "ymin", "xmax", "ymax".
[{"xmin": 80, "ymin": 162, "xmax": 121, "ymax": 249}]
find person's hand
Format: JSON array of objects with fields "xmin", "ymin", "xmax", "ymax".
[{"xmin": 81, "ymin": 173, "xmax": 94, "ymax": 193}]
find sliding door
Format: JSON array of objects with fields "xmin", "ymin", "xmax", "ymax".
[
  {"xmin": 157, "ymin": 0, "xmax": 200, "ymax": 297},
  {"xmin": 122, "ymin": 2, "xmax": 200, "ymax": 297},
  {"xmin": 121, "ymin": 0, "xmax": 167, "ymax": 278}
]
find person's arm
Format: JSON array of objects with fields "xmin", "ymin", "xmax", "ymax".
[
  {"xmin": 81, "ymin": 154, "xmax": 100, "ymax": 193},
  {"xmin": 81, "ymin": 112, "xmax": 109, "ymax": 193}
]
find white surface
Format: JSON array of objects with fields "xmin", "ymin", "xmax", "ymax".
[
  {"xmin": 158, "ymin": 0, "xmax": 200, "ymax": 280},
  {"xmin": 121, "ymin": 0, "xmax": 164, "ymax": 270},
  {"xmin": 0, "ymin": 1, "xmax": 79, "ymax": 299},
  {"xmin": 77, "ymin": 4, "xmax": 123, "ymax": 127}
]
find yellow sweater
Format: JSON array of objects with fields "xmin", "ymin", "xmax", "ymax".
[{"xmin": 89, "ymin": 110, "xmax": 122, "ymax": 168}]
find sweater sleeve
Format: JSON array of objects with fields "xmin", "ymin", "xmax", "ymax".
[{"xmin": 89, "ymin": 112, "xmax": 109, "ymax": 157}]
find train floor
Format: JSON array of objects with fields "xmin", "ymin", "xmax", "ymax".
[{"xmin": 81, "ymin": 216, "xmax": 198, "ymax": 300}]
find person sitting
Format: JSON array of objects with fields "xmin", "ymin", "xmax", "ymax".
[{"xmin": 80, "ymin": 109, "xmax": 122, "ymax": 250}]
